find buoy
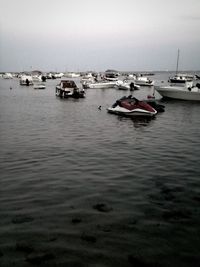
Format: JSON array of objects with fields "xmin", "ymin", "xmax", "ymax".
[{"xmin": 98, "ymin": 105, "xmax": 102, "ymax": 110}]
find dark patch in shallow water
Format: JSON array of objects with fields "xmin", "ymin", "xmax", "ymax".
[
  {"xmin": 26, "ymin": 252, "xmax": 55, "ymax": 264},
  {"xmin": 128, "ymin": 255, "xmax": 161, "ymax": 267},
  {"xmin": 162, "ymin": 209, "xmax": 192, "ymax": 221},
  {"xmin": 93, "ymin": 203, "xmax": 113, "ymax": 212},
  {"xmin": 81, "ymin": 233, "xmax": 97, "ymax": 243},
  {"xmin": 12, "ymin": 215, "xmax": 34, "ymax": 224},
  {"xmin": 15, "ymin": 241, "xmax": 34, "ymax": 254}
]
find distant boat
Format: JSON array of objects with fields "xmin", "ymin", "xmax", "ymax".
[
  {"xmin": 133, "ymin": 76, "xmax": 154, "ymax": 86},
  {"xmin": 34, "ymin": 83, "xmax": 46, "ymax": 89},
  {"xmin": 115, "ymin": 80, "xmax": 140, "ymax": 90},
  {"xmin": 3, "ymin": 73, "xmax": 13, "ymax": 79},
  {"xmin": 56, "ymin": 80, "xmax": 85, "ymax": 98},
  {"xmin": 83, "ymin": 80, "xmax": 117, "ymax": 89},
  {"xmin": 103, "ymin": 70, "xmax": 119, "ymax": 81},
  {"xmin": 64, "ymin": 72, "xmax": 80, "ymax": 78},
  {"xmin": 168, "ymin": 49, "xmax": 195, "ymax": 84},
  {"xmin": 19, "ymin": 75, "xmax": 33, "ymax": 86},
  {"xmin": 169, "ymin": 74, "xmax": 195, "ymax": 84},
  {"xmin": 155, "ymin": 82, "xmax": 200, "ymax": 101},
  {"xmin": 80, "ymin": 73, "xmax": 95, "ymax": 85}
]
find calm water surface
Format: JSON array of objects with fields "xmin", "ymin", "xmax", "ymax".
[{"xmin": 0, "ymin": 73, "xmax": 200, "ymax": 266}]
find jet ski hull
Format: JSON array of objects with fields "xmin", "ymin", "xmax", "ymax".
[{"xmin": 107, "ymin": 96, "xmax": 157, "ymax": 117}]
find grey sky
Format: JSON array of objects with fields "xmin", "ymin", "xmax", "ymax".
[{"xmin": 0, "ymin": 0, "xmax": 200, "ymax": 72}]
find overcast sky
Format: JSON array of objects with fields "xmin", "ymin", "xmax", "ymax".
[{"xmin": 0, "ymin": 0, "xmax": 200, "ymax": 72}]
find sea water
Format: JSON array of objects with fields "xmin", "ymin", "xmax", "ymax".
[{"xmin": 0, "ymin": 72, "xmax": 200, "ymax": 266}]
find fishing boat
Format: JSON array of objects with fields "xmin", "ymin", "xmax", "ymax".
[
  {"xmin": 155, "ymin": 82, "xmax": 200, "ymax": 101},
  {"xmin": 56, "ymin": 80, "xmax": 85, "ymax": 98},
  {"xmin": 107, "ymin": 95, "xmax": 157, "ymax": 117}
]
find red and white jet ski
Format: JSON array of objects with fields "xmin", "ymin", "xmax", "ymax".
[{"xmin": 107, "ymin": 95, "xmax": 157, "ymax": 117}]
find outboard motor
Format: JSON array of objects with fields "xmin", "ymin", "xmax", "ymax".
[
  {"xmin": 196, "ymin": 83, "xmax": 200, "ymax": 89},
  {"xmin": 26, "ymin": 78, "xmax": 30, "ymax": 86}
]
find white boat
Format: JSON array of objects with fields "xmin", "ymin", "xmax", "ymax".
[
  {"xmin": 32, "ymin": 75, "xmax": 42, "ymax": 83},
  {"xmin": 85, "ymin": 80, "xmax": 117, "ymax": 89},
  {"xmin": 34, "ymin": 83, "xmax": 46, "ymax": 89},
  {"xmin": 168, "ymin": 49, "xmax": 195, "ymax": 84},
  {"xmin": 169, "ymin": 73, "xmax": 195, "ymax": 83},
  {"xmin": 125, "ymin": 74, "xmax": 136, "ymax": 80},
  {"xmin": 19, "ymin": 75, "xmax": 34, "ymax": 86},
  {"xmin": 155, "ymin": 82, "xmax": 200, "ymax": 101},
  {"xmin": 64, "ymin": 72, "xmax": 80, "ymax": 78},
  {"xmin": 104, "ymin": 70, "xmax": 119, "ymax": 81},
  {"xmin": 3, "ymin": 73, "xmax": 13, "ymax": 79},
  {"xmin": 54, "ymin": 72, "xmax": 64, "ymax": 78},
  {"xmin": 56, "ymin": 80, "xmax": 85, "ymax": 98},
  {"xmin": 115, "ymin": 80, "xmax": 140, "ymax": 90},
  {"xmin": 80, "ymin": 73, "xmax": 95, "ymax": 84},
  {"xmin": 133, "ymin": 76, "xmax": 154, "ymax": 86}
]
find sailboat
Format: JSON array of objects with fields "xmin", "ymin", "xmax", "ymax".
[
  {"xmin": 155, "ymin": 49, "xmax": 200, "ymax": 100},
  {"xmin": 168, "ymin": 49, "xmax": 194, "ymax": 83}
]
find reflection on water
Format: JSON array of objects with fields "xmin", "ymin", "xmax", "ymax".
[
  {"xmin": 116, "ymin": 115, "xmax": 154, "ymax": 128},
  {"xmin": 131, "ymin": 116, "xmax": 155, "ymax": 127}
]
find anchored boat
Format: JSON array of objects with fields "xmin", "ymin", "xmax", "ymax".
[
  {"xmin": 107, "ymin": 95, "xmax": 157, "ymax": 117},
  {"xmin": 56, "ymin": 80, "xmax": 85, "ymax": 98},
  {"xmin": 155, "ymin": 82, "xmax": 200, "ymax": 101}
]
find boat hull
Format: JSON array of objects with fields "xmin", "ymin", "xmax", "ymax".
[
  {"xmin": 169, "ymin": 78, "xmax": 186, "ymax": 84},
  {"xmin": 107, "ymin": 107, "xmax": 156, "ymax": 117},
  {"xmin": 34, "ymin": 84, "xmax": 46, "ymax": 89},
  {"xmin": 88, "ymin": 82, "xmax": 117, "ymax": 89},
  {"xmin": 134, "ymin": 81, "xmax": 154, "ymax": 86},
  {"xmin": 156, "ymin": 86, "xmax": 200, "ymax": 101}
]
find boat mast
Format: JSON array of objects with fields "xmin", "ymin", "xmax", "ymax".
[{"xmin": 176, "ymin": 49, "xmax": 180, "ymax": 75}]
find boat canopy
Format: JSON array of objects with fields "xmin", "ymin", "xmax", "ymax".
[{"xmin": 60, "ymin": 80, "xmax": 77, "ymax": 88}]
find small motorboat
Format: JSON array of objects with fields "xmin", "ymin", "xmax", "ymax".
[
  {"xmin": 19, "ymin": 75, "xmax": 34, "ymax": 86},
  {"xmin": 133, "ymin": 76, "xmax": 154, "ymax": 86},
  {"xmin": 83, "ymin": 80, "xmax": 117, "ymax": 89},
  {"xmin": 107, "ymin": 95, "xmax": 157, "ymax": 117},
  {"xmin": 115, "ymin": 80, "xmax": 140, "ymax": 91},
  {"xmin": 34, "ymin": 83, "xmax": 46, "ymax": 89},
  {"xmin": 56, "ymin": 80, "xmax": 85, "ymax": 98}
]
